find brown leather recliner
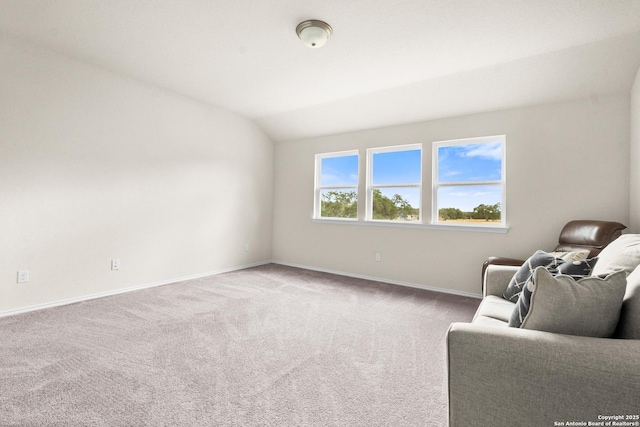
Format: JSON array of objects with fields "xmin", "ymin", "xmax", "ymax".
[{"xmin": 481, "ymin": 220, "xmax": 627, "ymax": 288}]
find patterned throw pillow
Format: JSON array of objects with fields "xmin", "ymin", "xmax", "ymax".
[
  {"xmin": 509, "ymin": 258, "xmax": 598, "ymax": 327},
  {"xmin": 509, "ymin": 267, "xmax": 626, "ymax": 337},
  {"xmin": 557, "ymin": 257, "xmax": 598, "ymax": 279},
  {"xmin": 503, "ymin": 250, "xmax": 565, "ymax": 302}
]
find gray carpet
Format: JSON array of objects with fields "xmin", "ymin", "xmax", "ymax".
[{"xmin": 0, "ymin": 264, "xmax": 479, "ymax": 426}]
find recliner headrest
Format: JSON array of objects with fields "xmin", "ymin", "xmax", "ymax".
[{"xmin": 554, "ymin": 220, "xmax": 627, "ymax": 257}]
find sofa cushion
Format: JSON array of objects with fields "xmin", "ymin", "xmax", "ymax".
[
  {"xmin": 614, "ymin": 264, "xmax": 640, "ymax": 339},
  {"xmin": 509, "ymin": 258, "xmax": 598, "ymax": 327},
  {"xmin": 472, "ymin": 314, "xmax": 512, "ymax": 327},
  {"xmin": 473, "ymin": 295, "xmax": 515, "ymax": 325},
  {"xmin": 503, "ymin": 250, "xmax": 566, "ymax": 302},
  {"xmin": 513, "ymin": 267, "xmax": 626, "ymax": 337},
  {"xmin": 591, "ymin": 234, "xmax": 640, "ymax": 276}
]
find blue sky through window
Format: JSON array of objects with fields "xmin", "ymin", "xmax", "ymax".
[
  {"xmin": 438, "ymin": 141, "xmax": 502, "ymax": 183},
  {"xmin": 372, "ymin": 149, "xmax": 421, "ymax": 185},
  {"xmin": 321, "ymin": 155, "xmax": 358, "ymax": 186},
  {"xmin": 372, "ymin": 149, "xmax": 421, "ymax": 208}
]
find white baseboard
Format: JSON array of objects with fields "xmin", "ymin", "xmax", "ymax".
[
  {"xmin": 271, "ymin": 260, "xmax": 482, "ymax": 299},
  {"xmin": 0, "ymin": 260, "xmax": 272, "ymax": 319}
]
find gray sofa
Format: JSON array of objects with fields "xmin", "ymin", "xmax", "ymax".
[{"xmin": 447, "ymin": 235, "xmax": 640, "ymax": 426}]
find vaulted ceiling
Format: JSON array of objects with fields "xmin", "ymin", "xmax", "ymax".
[{"xmin": 3, "ymin": 0, "xmax": 640, "ymax": 141}]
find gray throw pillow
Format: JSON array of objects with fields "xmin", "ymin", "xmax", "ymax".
[
  {"xmin": 515, "ymin": 267, "xmax": 627, "ymax": 337},
  {"xmin": 509, "ymin": 258, "xmax": 598, "ymax": 327}
]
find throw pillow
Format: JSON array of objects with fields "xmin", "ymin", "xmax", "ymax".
[
  {"xmin": 550, "ymin": 249, "xmax": 590, "ymax": 262},
  {"xmin": 511, "ymin": 267, "xmax": 627, "ymax": 337},
  {"xmin": 557, "ymin": 257, "xmax": 599, "ymax": 279},
  {"xmin": 591, "ymin": 234, "xmax": 640, "ymax": 276},
  {"xmin": 503, "ymin": 250, "xmax": 565, "ymax": 302},
  {"xmin": 509, "ymin": 258, "xmax": 598, "ymax": 327}
]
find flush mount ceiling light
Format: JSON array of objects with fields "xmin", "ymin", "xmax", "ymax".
[{"xmin": 296, "ymin": 20, "xmax": 332, "ymax": 48}]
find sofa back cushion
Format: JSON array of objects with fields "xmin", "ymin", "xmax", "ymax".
[
  {"xmin": 589, "ymin": 234, "xmax": 640, "ymax": 339},
  {"xmin": 591, "ymin": 234, "xmax": 640, "ymax": 276},
  {"xmin": 614, "ymin": 265, "xmax": 640, "ymax": 339}
]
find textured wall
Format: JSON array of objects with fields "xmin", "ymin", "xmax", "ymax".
[
  {"xmin": 631, "ymin": 67, "xmax": 640, "ymax": 233},
  {"xmin": 272, "ymin": 95, "xmax": 630, "ymax": 296},
  {"xmin": 0, "ymin": 35, "xmax": 274, "ymax": 313}
]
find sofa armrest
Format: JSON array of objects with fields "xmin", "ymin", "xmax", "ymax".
[
  {"xmin": 483, "ymin": 264, "xmax": 519, "ymax": 297},
  {"xmin": 447, "ymin": 323, "xmax": 640, "ymax": 427},
  {"xmin": 481, "ymin": 256, "xmax": 524, "ymax": 289}
]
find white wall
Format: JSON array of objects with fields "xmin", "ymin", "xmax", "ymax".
[
  {"xmin": 272, "ymin": 95, "xmax": 630, "ymax": 296},
  {"xmin": 631, "ymin": 67, "xmax": 640, "ymax": 233},
  {"xmin": 0, "ymin": 35, "xmax": 274, "ymax": 314}
]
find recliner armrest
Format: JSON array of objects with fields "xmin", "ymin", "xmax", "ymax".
[
  {"xmin": 447, "ymin": 323, "xmax": 640, "ymax": 427},
  {"xmin": 483, "ymin": 256, "xmax": 524, "ymax": 267}
]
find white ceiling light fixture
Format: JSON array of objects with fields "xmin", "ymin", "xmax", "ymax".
[{"xmin": 296, "ymin": 20, "xmax": 333, "ymax": 48}]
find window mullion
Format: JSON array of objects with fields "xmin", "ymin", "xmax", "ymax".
[
  {"xmin": 436, "ymin": 180, "xmax": 502, "ymax": 187},
  {"xmin": 318, "ymin": 185, "xmax": 358, "ymax": 190},
  {"xmin": 371, "ymin": 183, "xmax": 421, "ymax": 188}
]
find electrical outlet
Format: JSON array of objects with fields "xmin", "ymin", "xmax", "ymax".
[
  {"xmin": 17, "ymin": 270, "xmax": 29, "ymax": 283},
  {"xmin": 111, "ymin": 259, "xmax": 121, "ymax": 270},
  {"xmin": 244, "ymin": 243, "xmax": 250, "ymax": 253},
  {"xmin": 375, "ymin": 252, "xmax": 381, "ymax": 262}
]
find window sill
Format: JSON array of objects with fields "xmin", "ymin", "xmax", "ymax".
[{"xmin": 312, "ymin": 218, "xmax": 509, "ymax": 233}]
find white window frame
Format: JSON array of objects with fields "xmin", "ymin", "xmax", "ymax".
[
  {"xmin": 314, "ymin": 150, "xmax": 359, "ymax": 220},
  {"xmin": 366, "ymin": 144, "xmax": 422, "ymax": 222},
  {"xmin": 432, "ymin": 135, "xmax": 506, "ymax": 227}
]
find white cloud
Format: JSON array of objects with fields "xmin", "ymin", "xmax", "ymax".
[
  {"xmin": 461, "ymin": 142, "xmax": 502, "ymax": 161},
  {"xmin": 471, "ymin": 191, "xmax": 496, "ymax": 197}
]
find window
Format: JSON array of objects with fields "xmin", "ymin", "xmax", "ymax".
[
  {"xmin": 313, "ymin": 137, "xmax": 506, "ymax": 232},
  {"xmin": 433, "ymin": 135, "xmax": 506, "ymax": 227},
  {"xmin": 314, "ymin": 151, "xmax": 359, "ymax": 219},
  {"xmin": 367, "ymin": 145, "xmax": 421, "ymax": 222}
]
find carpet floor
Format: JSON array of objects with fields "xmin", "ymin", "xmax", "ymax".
[{"xmin": 0, "ymin": 264, "xmax": 479, "ymax": 426}]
